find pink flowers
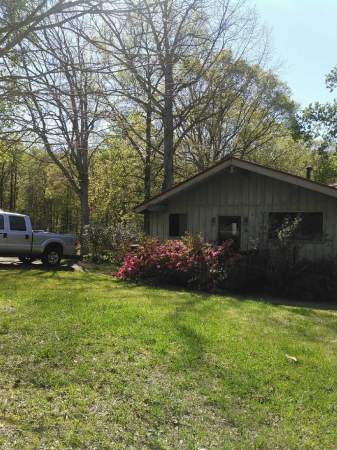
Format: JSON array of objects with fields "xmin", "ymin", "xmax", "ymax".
[{"xmin": 113, "ymin": 235, "xmax": 240, "ymax": 291}]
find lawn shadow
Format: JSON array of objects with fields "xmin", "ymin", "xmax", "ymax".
[
  {"xmin": 152, "ymin": 282, "xmax": 337, "ymax": 373},
  {"xmin": 0, "ymin": 259, "xmax": 75, "ymax": 272},
  {"xmin": 167, "ymin": 293, "xmax": 213, "ymax": 370},
  {"xmin": 113, "ymin": 278, "xmax": 337, "ymax": 312},
  {"xmin": 233, "ymin": 292, "xmax": 337, "ymax": 313}
]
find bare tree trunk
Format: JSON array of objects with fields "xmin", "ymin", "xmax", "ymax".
[
  {"xmin": 13, "ymin": 166, "xmax": 17, "ymax": 210},
  {"xmin": 162, "ymin": 60, "xmax": 174, "ymax": 190},
  {"xmin": 9, "ymin": 164, "xmax": 16, "ymax": 210},
  {"xmin": 144, "ymin": 103, "xmax": 152, "ymax": 234},
  {"xmin": 79, "ymin": 177, "xmax": 90, "ymax": 255},
  {"xmin": 0, "ymin": 163, "xmax": 5, "ymax": 208},
  {"xmin": 80, "ymin": 177, "xmax": 90, "ymax": 232}
]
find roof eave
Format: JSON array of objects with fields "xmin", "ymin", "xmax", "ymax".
[
  {"xmin": 134, "ymin": 157, "xmax": 337, "ymax": 213},
  {"xmin": 134, "ymin": 158, "xmax": 233, "ymax": 212}
]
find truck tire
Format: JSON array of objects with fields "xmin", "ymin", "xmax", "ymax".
[
  {"xmin": 19, "ymin": 256, "xmax": 35, "ymax": 265},
  {"xmin": 42, "ymin": 245, "xmax": 62, "ymax": 268}
]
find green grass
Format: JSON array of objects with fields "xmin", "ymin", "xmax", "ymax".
[{"xmin": 0, "ymin": 269, "xmax": 337, "ymax": 449}]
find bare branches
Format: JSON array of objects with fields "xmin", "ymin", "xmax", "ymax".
[
  {"xmin": 0, "ymin": 0, "xmax": 106, "ymax": 58},
  {"xmin": 0, "ymin": 0, "xmax": 293, "ymax": 220},
  {"xmin": 0, "ymin": 14, "xmax": 110, "ymax": 227},
  {"xmin": 89, "ymin": 0, "xmax": 270, "ymax": 189}
]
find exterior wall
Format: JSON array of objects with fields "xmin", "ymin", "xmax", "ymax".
[{"xmin": 149, "ymin": 167, "xmax": 337, "ymax": 260}]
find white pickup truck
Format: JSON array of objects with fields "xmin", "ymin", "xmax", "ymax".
[{"xmin": 0, "ymin": 211, "xmax": 79, "ymax": 267}]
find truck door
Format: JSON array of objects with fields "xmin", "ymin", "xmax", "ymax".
[{"xmin": 5, "ymin": 215, "xmax": 31, "ymax": 255}]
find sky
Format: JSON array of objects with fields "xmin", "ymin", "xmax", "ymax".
[{"xmin": 253, "ymin": 0, "xmax": 337, "ymax": 107}]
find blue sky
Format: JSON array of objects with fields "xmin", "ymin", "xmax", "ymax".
[{"xmin": 253, "ymin": 0, "xmax": 337, "ymax": 107}]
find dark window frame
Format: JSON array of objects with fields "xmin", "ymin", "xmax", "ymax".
[
  {"xmin": 9, "ymin": 215, "xmax": 27, "ymax": 232},
  {"xmin": 218, "ymin": 216, "xmax": 241, "ymax": 247},
  {"xmin": 268, "ymin": 212, "xmax": 323, "ymax": 241},
  {"xmin": 0, "ymin": 215, "xmax": 4, "ymax": 231},
  {"xmin": 169, "ymin": 213, "xmax": 188, "ymax": 237}
]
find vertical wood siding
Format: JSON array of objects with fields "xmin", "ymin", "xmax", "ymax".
[{"xmin": 148, "ymin": 168, "xmax": 337, "ymax": 260}]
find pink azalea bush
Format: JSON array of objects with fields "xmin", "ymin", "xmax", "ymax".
[{"xmin": 113, "ymin": 234, "xmax": 241, "ymax": 291}]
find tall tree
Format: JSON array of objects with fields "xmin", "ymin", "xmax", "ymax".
[
  {"xmin": 177, "ymin": 58, "xmax": 295, "ymax": 172},
  {"xmin": 2, "ymin": 16, "xmax": 108, "ymax": 231},
  {"xmin": 301, "ymin": 65, "xmax": 337, "ymax": 184},
  {"xmin": 94, "ymin": 0, "xmax": 266, "ymax": 190},
  {"xmin": 0, "ymin": 139, "xmax": 23, "ymax": 210}
]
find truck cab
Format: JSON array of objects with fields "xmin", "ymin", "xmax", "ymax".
[{"xmin": 0, "ymin": 213, "xmax": 32, "ymax": 255}]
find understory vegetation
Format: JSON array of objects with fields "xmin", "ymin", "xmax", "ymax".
[{"xmin": 0, "ymin": 269, "xmax": 337, "ymax": 449}]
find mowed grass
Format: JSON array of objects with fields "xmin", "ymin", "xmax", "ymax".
[{"xmin": 0, "ymin": 270, "xmax": 337, "ymax": 449}]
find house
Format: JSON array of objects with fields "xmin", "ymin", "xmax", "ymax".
[{"xmin": 134, "ymin": 157, "xmax": 337, "ymax": 260}]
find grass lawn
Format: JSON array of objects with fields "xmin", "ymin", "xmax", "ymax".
[{"xmin": 0, "ymin": 269, "xmax": 337, "ymax": 449}]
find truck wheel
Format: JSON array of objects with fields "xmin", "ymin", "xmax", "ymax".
[
  {"xmin": 19, "ymin": 256, "xmax": 35, "ymax": 265},
  {"xmin": 42, "ymin": 246, "xmax": 62, "ymax": 267}
]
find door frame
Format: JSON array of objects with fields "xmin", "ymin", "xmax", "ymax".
[{"xmin": 218, "ymin": 215, "xmax": 242, "ymax": 248}]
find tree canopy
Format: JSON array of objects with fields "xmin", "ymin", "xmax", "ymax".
[{"xmin": 0, "ymin": 0, "xmax": 330, "ymax": 233}]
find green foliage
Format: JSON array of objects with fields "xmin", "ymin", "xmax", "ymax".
[
  {"xmin": 249, "ymin": 133, "xmax": 317, "ymax": 177},
  {"xmin": 0, "ymin": 137, "xmax": 144, "ymax": 233},
  {"xmin": 313, "ymin": 149, "xmax": 337, "ymax": 184},
  {"xmin": 89, "ymin": 138, "xmax": 144, "ymax": 225},
  {"xmin": 1, "ymin": 6, "xmax": 336, "ymax": 229},
  {"xmin": 326, "ymin": 65, "xmax": 337, "ymax": 92},
  {"xmin": 178, "ymin": 55, "xmax": 297, "ymax": 173},
  {"xmin": 16, "ymin": 149, "xmax": 81, "ymax": 231},
  {"xmin": 275, "ymin": 215, "xmax": 302, "ymax": 246},
  {"xmin": 299, "ymin": 64, "xmax": 337, "ymax": 185},
  {"xmin": 83, "ymin": 221, "xmax": 143, "ymax": 263},
  {"xmin": 302, "ymin": 100, "xmax": 337, "ymax": 144}
]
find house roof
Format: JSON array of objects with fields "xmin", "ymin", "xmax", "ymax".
[{"xmin": 134, "ymin": 156, "xmax": 337, "ymax": 213}]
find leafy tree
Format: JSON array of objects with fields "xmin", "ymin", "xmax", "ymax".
[
  {"xmin": 15, "ymin": 148, "xmax": 81, "ymax": 231},
  {"xmin": 89, "ymin": 137, "xmax": 144, "ymax": 226},
  {"xmin": 0, "ymin": 139, "xmax": 23, "ymax": 210},
  {"xmin": 300, "ymin": 65, "xmax": 337, "ymax": 184},
  {"xmin": 248, "ymin": 132, "xmax": 318, "ymax": 177},
  {"xmin": 177, "ymin": 57, "xmax": 296, "ymax": 172},
  {"xmin": 2, "ymin": 16, "xmax": 108, "ymax": 231},
  {"xmin": 94, "ymin": 0, "xmax": 267, "ymax": 190}
]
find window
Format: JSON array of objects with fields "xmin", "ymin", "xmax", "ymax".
[
  {"xmin": 218, "ymin": 216, "xmax": 241, "ymax": 247},
  {"xmin": 0, "ymin": 215, "xmax": 3, "ymax": 231},
  {"xmin": 9, "ymin": 215, "xmax": 26, "ymax": 231},
  {"xmin": 268, "ymin": 212, "xmax": 323, "ymax": 241},
  {"xmin": 169, "ymin": 214, "xmax": 187, "ymax": 237}
]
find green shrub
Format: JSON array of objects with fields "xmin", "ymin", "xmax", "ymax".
[{"xmin": 83, "ymin": 222, "xmax": 143, "ymax": 263}]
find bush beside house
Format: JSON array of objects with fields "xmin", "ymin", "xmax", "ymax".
[
  {"xmin": 83, "ymin": 222, "xmax": 143, "ymax": 264},
  {"xmin": 114, "ymin": 235, "xmax": 240, "ymax": 291},
  {"xmin": 114, "ymin": 234, "xmax": 337, "ymax": 302}
]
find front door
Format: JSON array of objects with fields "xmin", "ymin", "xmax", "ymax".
[
  {"xmin": 5, "ymin": 215, "xmax": 31, "ymax": 255},
  {"xmin": 218, "ymin": 216, "xmax": 241, "ymax": 248}
]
